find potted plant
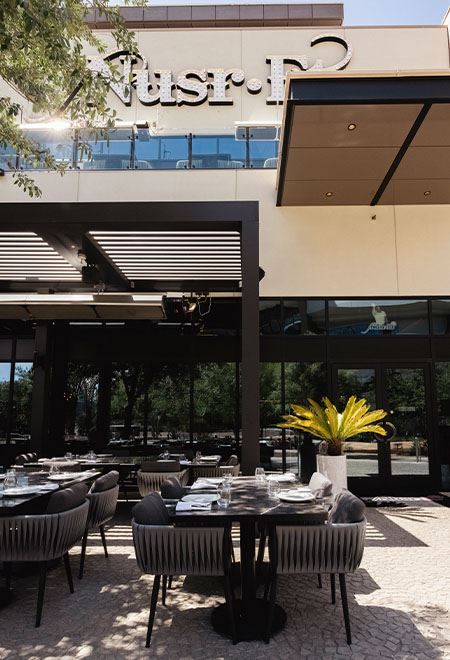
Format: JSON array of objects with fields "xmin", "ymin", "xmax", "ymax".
[{"xmin": 278, "ymin": 395, "xmax": 387, "ymax": 493}]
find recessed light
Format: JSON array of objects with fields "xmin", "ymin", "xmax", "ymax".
[
  {"xmin": 347, "ymin": 123, "xmax": 357, "ymax": 131},
  {"xmin": 424, "ymin": 190, "xmax": 431, "ymax": 197},
  {"xmin": 325, "ymin": 191, "xmax": 334, "ymax": 197}
]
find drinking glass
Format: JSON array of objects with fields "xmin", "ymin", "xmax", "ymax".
[
  {"xmin": 49, "ymin": 463, "xmax": 60, "ymax": 475},
  {"xmin": 195, "ymin": 451, "xmax": 202, "ymax": 463},
  {"xmin": 268, "ymin": 480, "xmax": 281, "ymax": 499},
  {"xmin": 4, "ymin": 469, "xmax": 17, "ymax": 489},
  {"xmin": 255, "ymin": 467, "xmax": 266, "ymax": 483},
  {"xmin": 65, "ymin": 452, "xmax": 73, "ymax": 461},
  {"xmin": 217, "ymin": 483, "xmax": 231, "ymax": 509}
]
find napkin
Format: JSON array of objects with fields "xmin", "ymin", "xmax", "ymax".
[
  {"xmin": 176, "ymin": 501, "xmax": 212, "ymax": 511},
  {"xmin": 267, "ymin": 472, "xmax": 297, "ymax": 483},
  {"xmin": 190, "ymin": 480, "xmax": 220, "ymax": 491}
]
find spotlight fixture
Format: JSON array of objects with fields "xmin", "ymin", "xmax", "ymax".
[
  {"xmin": 325, "ymin": 191, "xmax": 334, "ymax": 198},
  {"xmin": 347, "ymin": 123, "xmax": 357, "ymax": 131},
  {"xmin": 424, "ymin": 190, "xmax": 431, "ymax": 197}
]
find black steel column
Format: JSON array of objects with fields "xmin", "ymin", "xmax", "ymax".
[
  {"xmin": 47, "ymin": 323, "xmax": 69, "ymax": 456},
  {"xmin": 240, "ymin": 206, "xmax": 259, "ymax": 474},
  {"xmin": 31, "ymin": 322, "xmax": 53, "ymax": 456}
]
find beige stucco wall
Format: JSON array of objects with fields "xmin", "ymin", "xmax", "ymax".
[{"xmin": 1, "ymin": 25, "xmax": 450, "ymax": 298}]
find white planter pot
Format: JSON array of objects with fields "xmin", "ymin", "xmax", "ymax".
[{"xmin": 316, "ymin": 454, "xmax": 347, "ymax": 495}]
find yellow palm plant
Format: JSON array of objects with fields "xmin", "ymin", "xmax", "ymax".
[{"xmin": 278, "ymin": 395, "xmax": 387, "ymax": 456}]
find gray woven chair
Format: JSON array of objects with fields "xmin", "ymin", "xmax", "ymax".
[
  {"xmin": 78, "ymin": 471, "xmax": 120, "ymax": 579},
  {"xmin": 265, "ymin": 519, "xmax": 366, "ymax": 644},
  {"xmin": 137, "ymin": 462, "xmax": 189, "ymax": 496},
  {"xmin": 132, "ymin": 519, "xmax": 236, "ymax": 647},
  {"xmin": 0, "ymin": 500, "xmax": 89, "ymax": 626},
  {"xmin": 190, "ymin": 464, "xmax": 240, "ymax": 479}
]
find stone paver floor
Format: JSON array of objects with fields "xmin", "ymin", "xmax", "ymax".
[{"xmin": 0, "ymin": 498, "xmax": 449, "ymax": 659}]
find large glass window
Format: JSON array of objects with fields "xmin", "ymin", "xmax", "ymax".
[
  {"xmin": 77, "ymin": 128, "xmax": 133, "ymax": 170},
  {"xmin": 65, "ymin": 363, "xmax": 99, "ymax": 448},
  {"xmin": 337, "ymin": 368, "xmax": 379, "ymax": 477},
  {"xmin": 435, "ymin": 362, "xmax": 450, "ymax": 489},
  {"xmin": 145, "ymin": 364, "xmax": 190, "ymax": 445},
  {"xmin": 134, "ymin": 133, "xmax": 189, "ymax": 169},
  {"xmin": 192, "ymin": 135, "xmax": 246, "ymax": 169},
  {"xmin": 329, "ymin": 299, "xmax": 429, "ymax": 336},
  {"xmin": 194, "ymin": 363, "xmax": 236, "ymax": 450},
  {"xmin": 21, "ymin": 130, "xmax": 74, "ymax": 169},
  {"xmin": 385, "ymin": 368, "xmax": 429, "ymax": 477},
  {"xmin": 432, "ymin": 299, "xmax": 450, "ymax": 334},
  {"xmin": 11, "ymin": 363, "xmax": 33, "ymax": 444},
  {"xmin": 259, "ymin": 363, "xmax": 282, "ymax": 470},
  {"xmin": 0, "ymin": 144, "xmax": 18, "ymax": 170},
  {"xmin": 284, "ymin": 300, "xmax": 326, "ymax": 335},
  {"xmin": 260, "ymin": 300, "xmax": 282, "ymax": 335},
  {"xmin": 110, "ymin": 364, "xmax": 145, "ymax": 443},
  {"xmin": 284, "ymin": 362, "xmax": 327, "ymax": 475},
  {"xmin": 0, "ymin": 363, "xmax": 11, "ymax": 447},
  {"xmin": 249, "ymin": 139, "xmax": 278, "ymax": 168}
]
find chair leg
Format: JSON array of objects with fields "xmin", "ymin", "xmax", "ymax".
[
  {"xmin": 99, "ymin": 524, "xmax": 108, "ymax": 558},
  {"xmin": 223, "ymin": 574, "xmax": 237, "ymax": 645},
  {"xmin": 146, "ymin": 575, "xmax": 161, "ymax": 648},
  {"xmin": 168, "ymin": 575, "xmax": 173, "ymax": 589},
  {"xmin": 78, "ymin": 529, "xmax": 88, "ymax": 580},
  {"xmin": 35, "ymin": 562, "xmax": 47, "ymax": 628},
  {"xmin": 63, "ymin": 553, "xmax": 74, "ymax": 594},
  {"xmin": 264, "ymin": 574, "xmax": 277, "ymax": 644},
  {"xmin": 317, "ymin": 573, "xmax": 322, "ymax": 589},
  {"xmin": 162, "ymin": 575, "xmax": 167, "ymax": 606},
  {"xmin": 330, "ymin": 573, "xmax": 336, "ymax": 604},
  {"xmin": 339, "ymin": 573, "xmax": 352, "ymax": 645}
]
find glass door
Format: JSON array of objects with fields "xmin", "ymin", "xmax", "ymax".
[
  {"xmin": 382, "ymin": 366, "xmax": 431, "ymax": 480},
  {"xmin": 334, "ymin": 366, "xmax": 381, "ymax": 480}
]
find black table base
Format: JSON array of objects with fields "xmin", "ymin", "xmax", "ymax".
[{"xmin": 211, "ymin": 599, "xmax": 286, "ymax": 642}]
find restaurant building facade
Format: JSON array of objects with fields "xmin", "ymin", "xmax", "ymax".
[{"xmin": 2, "ymin": 3, "xmax": 450, "ymax": 495}]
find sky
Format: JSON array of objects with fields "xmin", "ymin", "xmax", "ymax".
[{"xmin": 143, "ymin": 0, "xmax": 450, "ymax": 25}]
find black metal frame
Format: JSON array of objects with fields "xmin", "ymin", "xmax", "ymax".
[
  {"xmin": 0, "ymin": 201, "xmax": 260, "ymax": 474},
  {"xmin": 278, "ymin": 74, "xmax": 450, "ymax": 206}
]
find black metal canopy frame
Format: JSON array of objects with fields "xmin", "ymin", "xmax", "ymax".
[
  {"xmin": 277, "ymin": 74, "xmax": 450, "ymax": 206},
  {"xmin": 0, "ymin": 201, "xmax": 260, "ymax": 474}
]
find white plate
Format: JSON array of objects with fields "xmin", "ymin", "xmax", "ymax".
[
  {"xmin": 47, "ymin": 472, "xmax": 84, "ymax": 481},
  {"xmin": 181, "ymin": 493, "xmax": 218, "ymax": 504},
  {"xmin": 1, "ymin": 485, "xmax": 57, "ymax": 497},
  {"xmin": 279, "ymin": 491, "xmax": 315, "ymax": 503}
]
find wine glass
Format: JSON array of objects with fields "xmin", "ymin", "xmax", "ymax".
[
  {"xmin": 268, "ymin": 480, "xmax": 281, "ymax": 499},
  {"xmin": 49, "ymin": 463, "xmax": 60, "ymax": 475},
  {"xmin": 217, "ymin": 483, "xmax": 231, "ymax": 509},
  {"xmin": 255, "ymin": 467, "xmax": 266, "ymax": 483},
  {"xmin": 4, "ymin": 469, "xmax": 17, "ymax": 489}
]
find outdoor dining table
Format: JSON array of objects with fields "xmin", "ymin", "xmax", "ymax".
[{"xmin": 169, "ymin": 475, "xmax": 328, "ymax": 642}]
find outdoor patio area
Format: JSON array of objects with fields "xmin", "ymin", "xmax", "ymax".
[{"xmin": 0, "ymin": 497, "xmax": 448, "ymax": 660}]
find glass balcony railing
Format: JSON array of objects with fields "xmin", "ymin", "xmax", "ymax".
[{"xmin": 0, "ymin": 128, "xmax": 279, "ymax": 171}]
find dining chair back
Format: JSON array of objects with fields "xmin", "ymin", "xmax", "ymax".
[
  {"xmin": 0, "ymin": 500, "xmax": 89, "ymax": 626},
  {"xmin": 78, "ymin": 471, "xmax": 120, "ymax": 579},
  {"xmin": 132, "ymin": 516, "xmax": 236, "ymax": 647},
  {"xmin": 137, "ymin": 466, "xmax": 189, "ymax": 496}
]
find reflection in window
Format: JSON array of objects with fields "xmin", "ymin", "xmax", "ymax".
[
  {"xmin": 134, "ymin": 133, "xmax": 189, "ymax": 169},
  {"xmin": 11, "ymin": 363, "xmax": 33, "ymax": 442},
  {"xmin": 145, "ymin": 364, "xmax": 190, "ymax": 442},
  {"xmin": 0, "ymin": 363, "xmax": 11, "ymax": 445},
  {"xmin": 65, "ymin": 363, "xmax": 99, "ymax": 445},
  {"xmin": 329, "ymin": 299, "xmax": 429, "ymax": 336},
  {"xmin": 284, "ymin": 362, "xmax": 327, "ymax": 475},
  {"xmin": 0, "ymin": 144, "xmax": 18, "ymax": 170},
  {"xmin": 192, "ymin": 135, "xmax": 246, "ymax": 169},
  {"xmin": 21, "ymin": 130, "xmax": 74, "ymax": 169},
  {"xmin": 259, "ymin": 363, "xmax": 282, "ymax": 469},
  {"xmin": 435, "ymin": 362, "xmax": 450, "ymax": 488},
  {"xmin": 194, "ymin": 363, "xmax": 236, "ymax": 448},
  {"xmin": 77, "ymin": 129, "xmax": 133, "ymax": 170},
  {"xmin": 260, "ymin": 300, "xmax": 282, "ymax": 335},
  {"xmin": 110, "ymin": 364, "xmax": 145, "ymax": 442},
  {"xmin": 337, "ymin": 368, "xmax": 378, "ymax": 477},
  {"xmin": 432, "ymin": 299, "xmax": 450, "ymax": 334},
  {"xmin": 249, "ymin": 139, "xmax": 278, "ymax": 168},
  {"xmin": 284, "ymin": 300, "xmax": 326, "ymax": 335}
]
